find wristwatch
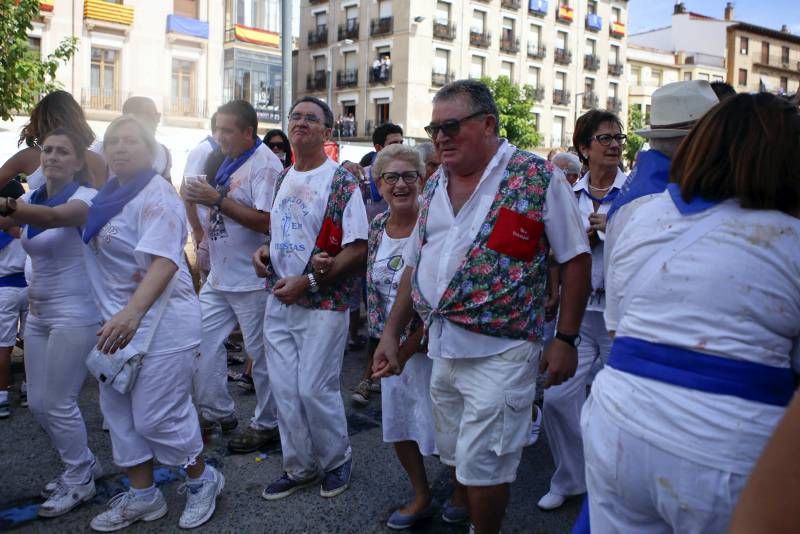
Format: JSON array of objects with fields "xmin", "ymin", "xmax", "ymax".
[
  {"xmin": 555, "ymin": 331, "xmax": 581, "ymax": 348},
  {"xmin": 307, "ymin": 273, "xmax": 320, "ymax": 293}
]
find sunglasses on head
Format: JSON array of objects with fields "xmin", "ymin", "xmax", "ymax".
[{"xmin": 424, "ymin": 110, "xmax": 487, "ymax": 139}]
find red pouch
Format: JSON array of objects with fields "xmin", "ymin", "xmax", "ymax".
[
  {"xmin": 486, "ymin": 207, "xmax": 544, "ymax": 262},
  {"xmin": 315, "ymin": 217, "xmax": 344, "ymax": 255}
]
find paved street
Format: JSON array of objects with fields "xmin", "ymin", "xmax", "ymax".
[{"xmin": 0, "ymin": 341, "xmax": 580, "ymax": 533}]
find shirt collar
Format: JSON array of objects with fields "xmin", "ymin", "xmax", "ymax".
[
  {"xmin": 573, "ymin": 166, "xmax": 627, "ymax": 193},
  {"xmin": 441, "ymin": 139, "xmax": 513, "ymax": 188}
]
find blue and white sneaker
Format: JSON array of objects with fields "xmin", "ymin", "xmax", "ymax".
[
  {"xmin": 261, "ymin": 472, "xmax": 320, "ymax": 500},
  {"xmin": 320, "ymin": 459, "xmax": 352, "ymax": 498}
]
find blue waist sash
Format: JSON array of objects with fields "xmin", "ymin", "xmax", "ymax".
[
  {"xmin": 607, "ymin": 336, "xmax": 796, "ymax": 407},
  {"xmin": 0, "ymin": 272, "xmax": 27, "ymax": 288}
]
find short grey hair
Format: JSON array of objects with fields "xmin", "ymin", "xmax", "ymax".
[
  {"xmin": 415, "ymin": 142, "xmax": 436, "ymax": 164},
  {"xmin": 552, "ymin": 152, "xmax": 582, "ymax": 176},
  {"xmin": 372, "ymin": 144, "xmax": 424, "ymax": 179},
  {"xmin": 433, "ymin": 79, "xmax": 500, "ymax": 135}
]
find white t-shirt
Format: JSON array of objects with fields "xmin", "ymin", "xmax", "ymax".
[
  {"xmin": 403, "ymin": 140, "xmax": 590, "ymax": 359},
  {"xmin": 21, "ymin": 186, "xmax": 100, "ymax": 325},
  {"xmin": 373, "ymin": 230, "xmax": 408, "ymax": 316},
  {"xmin": 26, "ymin": 166, "xmax": 46, "ymax": 190},
  {"xmin": 83, "ymin": 176, "xmax": 201, "ymax": 355},
  {"xmin": 270, "ymin": 158, "xmax": 369, "ymax": 279},
  {"xmin": 597, "ymin": 191, "xmax": 800, "ymax": 474},
  {"xmin": 181, "ymin": 137, "xmax": 217, "ymax": 233},
  {"xmin": 205, "ymin": 142, "xmax": 282, "ymax": 292},
  {"xmin": 0, "ymin": 239, "xmax": 27, "ymax": 278}
]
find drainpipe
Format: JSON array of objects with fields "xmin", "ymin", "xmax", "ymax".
[{"xmin": 281, "ymin": 0, "xmax": 292, "ymax": 131}]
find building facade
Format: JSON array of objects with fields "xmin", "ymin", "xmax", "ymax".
[
  {"xmin": 726, "ymin": 23, "xmax": 800, "ymax": 95},
  {"xmin": 295, "ymin": 0, "xmax": 629, "ymax": 148}
]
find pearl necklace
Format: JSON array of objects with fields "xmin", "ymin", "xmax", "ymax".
[{"xmin": 589, "ymin": 183, "xmax": 613, "ymax": 192}]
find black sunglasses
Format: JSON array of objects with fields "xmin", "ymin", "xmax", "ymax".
[
  {"xmin": 424, "ymin": 110, "xmax": 487, "ymax": 139},
  {"xmin": 267, "ymin": 142, "xmax": 285, "ymax": 150}
]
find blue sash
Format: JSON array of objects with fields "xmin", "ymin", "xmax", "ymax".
[
  {"xmin": 26, "ymin": 181, "xmax": 81, "ymax": 239},
  {"xmin": 0, "ymin": 231, "xmax": 15, "ymax": 252},
  {"xmin": 83, "ymin": 169, "xmax": 157, "ymax": 243},
  {"xmin": 581, "ymin": 187, "xmax": 620, "ymax": 205},
  {"xmin": 607, "ymin": 336, "xmax": 796, "ymax": 407},
  {"xmin": 0, "ymin": 272, "xmax": 27, "ymax": 288},
  {"xmin": 214, "ymin": 138, "xmax": 261, "ymax": 189},
  {"xmin": 666, "ymin": 182, "xmax": 719, "ymax": 215},
  {"xmin": 607, "ymin": 150, "xmax": 671, "ymax": 221}
]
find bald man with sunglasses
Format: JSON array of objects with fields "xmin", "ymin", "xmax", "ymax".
[{"xmin": 373, "ymin": 80, "xmax": 591, "ymax": 534}]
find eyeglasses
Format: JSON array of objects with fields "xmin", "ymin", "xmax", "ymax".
[
  {"xmin": 288, "ymin": 112, "xmax": 323, "ymax": 124},
  {"xmin": 424, "ymin": 110, "xmax": 486, "ymax": 139},
  {"xmin": 592, "ymin": 134, "xmax": 627, "ymax": 146},
  {"xmin": 380, "ymin": 171, "xmax": 420, "ymax": 184}
]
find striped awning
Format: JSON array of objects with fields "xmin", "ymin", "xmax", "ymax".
[{"xmin": 84, "ymin": 0, "xmax": 134, "ymax": 26}]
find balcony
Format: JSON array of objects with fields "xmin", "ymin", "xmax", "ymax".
[
  {"xmin": 432, "ymin": 71, "xmax": 455, "ymax": 87},
  {"xmin": 306, "ymin": 71, "xmax": 327, "ymax": 92},
  {"xmin": 433, "ymin": 20, "xmax": 456, "ymax": 41},
  {"xmin": 553, "ymin": 89, "xmax": 571, "ymax": 106},
  {"xmin": 334, "ymin": 118, "xmax": 358, "ymax": 138},
  {"xmin": 164, "ymin": 97, "xmax": 206, "ymax": 118},
  {"xmin": 607, "ymin": 97, "xmax": 622, "ymax": 114},
  {"xmin": 370, "ymin": 16, "xmax": 393, "ymax": 36},
  {"xmin": 81, "ymin": 87, "xmax": 125, "ymax": 112},
  {"xmin": 307, "ymin": 25, "xmax": 328, "ymax": 47},
  {"xmin": 369, "ymin": 64, "xmax": 392, "ymax": 84},
  {"xmin": 554, "ymin": 48, "xmax": 572, "ymax": 65},
  {"xmin": 610, "ymin": 21, "xmax": 625, "ymax": 38},
  {"xmin": 225, "ymin": 25, "xmax": 280, "ymax": 47},
  {"xmin": 336, "ymin": 69, "xmax": 358, "ymax": 89},
  {"xmin": 608, "ymin": 62, "xmax": 624, "ymax": 76},
  {"xmin": 556, "ymin": 5, "xmax": 574, "ymax": 24},
  {"xmin": 586, "ymin": 13, "xmax": 602, "ymax": 32},
  {"xmin": 167, "ymin": 14, "xmax": 209, "ymax": 40},
  {"xmin": 582, "ymin": 92, "xmax": 599, "ymax": 109},
  {"xmin": 529, "ymin": 0, "xmax": 548, "ymax": 17},
  {"xmin": 527, "ymin": 42, "xmax": 546, "ymax": 60},
  {"xmin": 501, "ymin": 0, "xmax": 521, "ymax": 10},
  {"xmin": 84, "ymin": 0, "xmax": 134, "ymax": 26},
  {"xmin": 470, "ymin": 30, "xmax": 491, "ymax": 48},
  {"xmin": 584, "ymin": 54, "xmax": 600, "ymax": 71},
  {"xmin": 500, "ymin": 37, "xmax": 520, "ymax": 54},
  {"xmin": 531, "ymin": 86, "xmax": 545, "ymax": 102},
  {"xmin": 338, "ymin": 21, "xmax": 359, "ymax": 41},
  {"xmin": 753, "ymin": 54, "xmax": 800, "ymax": 73}
]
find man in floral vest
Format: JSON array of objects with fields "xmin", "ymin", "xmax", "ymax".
[
  {"xmin": 373, "ymin": 80, "xmax": 591, "ymax": 533},
  {"xmin": 252, "ymin": 96, "xmax": 369, "ymax": 500}
]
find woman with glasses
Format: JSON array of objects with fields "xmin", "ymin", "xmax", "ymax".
[
  {"xmin": 537, "ymin": 110, "xmax": 627, "ymax": 512},
  {"xmin": 264, "ymin": 129, "xmax": 293, "ymax": 169}
]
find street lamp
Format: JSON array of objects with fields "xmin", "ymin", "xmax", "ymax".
[
  {"xmin": 327, "ymin": 39, "xmax": 355, "ymax": 117},
  {"xmin": 572, "ymin": 91, "xmax": 585, "ymax": 147}
]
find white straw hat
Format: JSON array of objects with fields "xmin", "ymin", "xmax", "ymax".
[{"xmin": 636, "ymin": 80, "xmax": 719, "ymax": 139}]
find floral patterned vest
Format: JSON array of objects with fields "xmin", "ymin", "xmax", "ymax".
[
  {"xmin": 267, "ymin": 165, "xmax": 360, "ymax": 311},
  {"xmin": 410, "ymin": 149, "xmax": 551, "ymax": 341}
]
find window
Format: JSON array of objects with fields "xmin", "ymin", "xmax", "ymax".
[
  {"xmin": 470, "ymin": 55, "xmax": 485, "ymax": 79},
  {"xmin": 344, "ymin": 51, "xmax": 357, "ymax": 71},
  {"xmin": 28, "ymin": 36, "xmax": 41, "ymax": 58},
  {"xmin": 584, "ymin": 77, "xmax": 595, "ymax": 93},
  {"xmin": 501, "ymin": 61, "xmax": 514, "ymax": 79},
  {"xmin": 631, "ymin": 66, "xmax": 641, "ymax": 84},
  {"xmin": 552, "ymin": 116, "xmax": 565, "ymax": 147},
  {"xmin": 315, "ymin": 11, "xmax": 327, "ymax": 30},
  {"xmin": 174, "ymin": 0, "xmax": 198, "ymax": 18},
  {"xmin": 609, "ymin": 81, "xmax": 618, "ymax": 98},
  {"xmin": 378, "ymin": 0, "xmax": 392, "ymax": 18},
  {"xmin": 471, "ymin": 10, "xmax": 486, "ymax": 33},
  {"xmin": 224, "ymin": 48, "xmax": 283, "ymax": 122},
  {"xmin": 530, "ymin": 24, "xmax": 542, "ymax": 46},
  {"xmin": 556, "ymin": 30, "xmax": 567, "ymax": 50},
  {"xmin": 587, "ymin": 1, "xmax": 597, "ymax": 15},
  {"xmin": 231, "ymin": 0, "xmax": 280, "ymax": 31},
  {"xmin": 375, "ymin": 98, "xmax": 390, "ymax": 125},
  {"xmin": 740, "ymin": 36, "xmax": 749, "ymax": 54},
  {"xmin": 650, "ymin": 68, "xmax": 663, "ymax": 86},
  {"xmin": 532, "ymin": 112, "xmax": 540, "ymax": 131},
  {"xmin": 435, "ymin": 1, "xmax": 450, "ymax": 23},
  {"xmin": 171, "ymin": 59, "xmax": 196, "ymax": 114},
  {"xmin": 782, "ymin": 46, "xmax": 790, "ymax": 63},
  {"xmin": 683, "ymin": 72, "xmax": 692, "ymax": 81},
  {"xmin": 738, "ymin": 68, "xmax": 747, "ymax": 86},
  {"xmin": 90, "ymin": 47, "xmax": 119, "ymax": 110},
  {"xmin": 313, "ymin": 55, "xmax": 326, "ymax": 72},
  {"xmin": 434, "ymin": 48, "xmax": 450, "ymax": 75},
  {"xmin": 612, "ymin": 6, "xmax": 621, "ymax": 22},
  {"xmin": 529, "ymin": 65, "xmax": 541, "ymax": 87},
  {"xmin": 780, "ymin": 76, "xmax": 788, "ymax": 93},
  {"xmin": 761, "ymin": 41, "xmax": 769, "ymax": 63},
  {"xmin": 586, "ymin": 39, "xmax": 596, "ymax": 55},
  {"xmin": 610, "ymin": 44, "xmax": 620, "ymax": 64},
  {"xmin": 555, "ymin": 71, "xmax": 566, "ymax": 91},
  {"xmin": 502, "ymin": 16, "xmax": 515, "ymax": 41},
  {"xmin": 345, "ymin": 6, "xmax": 358, "ymax": 27}
]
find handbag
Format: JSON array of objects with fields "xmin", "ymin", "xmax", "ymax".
[{"xmin": 85, "ymin": 275, "xmax": 177, "ymax": 394}]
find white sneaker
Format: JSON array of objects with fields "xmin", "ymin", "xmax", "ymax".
[
  {"xmin": 537, "ymin": 491, "xmax": 566, "ymax": 511},
  {"xmin": 525, "ymin": 405, "xmax": 542, "ymax": 447},
  {"xmin": 90, "ymin": 488, "xmax": 168, "ymax": 532},
  {"xmin": 177, "ymin": 465, "xmax": 225, "ymax": 529},
  {"xmin": 38, "ymin": 478, "xmax": 96, "ymax": 518},
  {"xmin": 42, "ymin": 457, "xmax": 104, "ymax": 498}
]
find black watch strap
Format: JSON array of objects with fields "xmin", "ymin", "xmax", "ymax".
[{"xmin": 555, "ymin": 331, "xmax": 581, "ymax": 348}]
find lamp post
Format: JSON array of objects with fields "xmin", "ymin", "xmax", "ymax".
[
  {"xmin": 327, "ymin": 39, "xmax": 355, "ymax": 119},
  {"xmin": 572, "ymin": 91, "xmax": 585, "ymax": 147}
]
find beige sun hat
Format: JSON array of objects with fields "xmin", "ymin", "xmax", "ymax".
[{"xmin": 636, "ymin": 80, "xmax": 719, "ymax": 139}]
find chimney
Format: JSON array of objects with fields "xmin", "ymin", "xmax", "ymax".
[
  {"xmin": 724, "ymin": 2, "xmax": 734, "ymax": 21},
  {"xmin": 781, "ymin": 24, "xmax": 790, "ymax": 33},
  {"xmin": 673, "ymin": 2, "xmax": 686, "ymax": 15}
]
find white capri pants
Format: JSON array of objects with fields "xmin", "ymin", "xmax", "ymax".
[
  {"xmin": 100, "ymin": 348, "xmax": 203, "ymax": 468},
  {"xmin": 0, "ymin": 286, "xmax": 27, "ymax": 347},
  {"xmin": 24, "ymin": 316, "xmax": 97, "ymax": 485}
]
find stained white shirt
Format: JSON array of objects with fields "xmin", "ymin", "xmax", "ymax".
[
  {"xmin": 597, "ymin": 191, "xmax": 800, "ymax": 473},
  {"xmin": 403, "ymin": 140, "xmax": 589, "ymax": 359},
  {"xmin": 83, "ymin": 176, "xmax": 201, "ymax": 356},
  {"xmin": 372, "ymin": 230, "xmax": 408, "ymax": 316},
  {"xmin": 181, "ymin": 138, "xmax": 218, "ymax": 233},
  {"xmin": 21, "ymin": 186, "xmax": 100, "ymax": 325},
  {"xmin": 270, "ymin": 158, "xmax": 369, "ymax": 279},
  {"xmin": 206, "ymin": 143, "xmax": 281, "ymax": 292}
]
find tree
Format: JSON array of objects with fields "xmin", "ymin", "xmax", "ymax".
[
  {"xmin": 481, "ymin": 76, "xmax": 543, "ymax": 149},
  {"xmin": 624, "ymin": 104, "xmax": 646, "ymax": 167},
  {"xmin": 0, "ymin": 0, "xmax": 78, "ymax": 121}
]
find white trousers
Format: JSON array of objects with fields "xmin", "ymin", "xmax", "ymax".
[
  {"xmin": 24, "ymin": 316, "xmax": 97, "ymax": 485},
  {"xmin": 194, "ymin": 285, "xmax": 277, "ymax": 429},
  {"xmin": 264, "ymin": 295, "xmax": 351, "ymax": 480},
  {"xmin": 100, "ymin": 348, "xmax": 204, "ymax": 468},
  {"xmin": 582, "ymin": 393, "xmax": 748, "ymax": 533},
  {"xmin": 543, "ymin": 310, "xmax": 611, "ymax": 496}
]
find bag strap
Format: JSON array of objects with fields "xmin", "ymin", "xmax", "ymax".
[
  {"xmin": 619, "ymin": 206, "xmax": 728, "ymax": 317},
  {"xmin": 138, "ymin": 273, "xmax": 178, "ymax": 353}
]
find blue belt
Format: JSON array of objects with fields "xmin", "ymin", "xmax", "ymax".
[
  {"xmin": 0, "ymin": 272, "xmax": 27, "ymax": 288},
  {"xmin": 607, "ymin": 336, "xmax": 796, "ymax": 407}
]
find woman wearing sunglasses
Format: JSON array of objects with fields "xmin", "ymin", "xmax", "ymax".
[
  {"xmin": 264, "ymin": 129, "xmax": 293, "ymax": 169},
  {"xmin": 537, "ymin": 110, "xmax": 627, "ymax": 512}
]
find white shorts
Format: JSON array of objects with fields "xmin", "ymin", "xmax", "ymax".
[
  {"xmin": 0, "ymin": 286, "xmax": 27, "ymax": 347},
  {"xmin": 430, "ymin": 343, "xmax": 539, "ymax": 486}
]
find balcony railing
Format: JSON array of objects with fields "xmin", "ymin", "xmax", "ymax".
[
  {"xmin": 528, "ymin": 42, "xmax": 546, "ymax": 59},
  {"xmin": 308, "ymin": 25, "xmax": 328, "ymax": 47},
  {"xmin": 370, "ymin": 16, "xmax": 393, "ymax": 36},
  {"xmin": 338, "ymin": 21, "xmax": 359, "ymax": 41},
  {"xmin": 584, "ymin": 54, "xmax": 600, "ymax": 71},
  {"xmin": 84, "ymin": 0, "xmax": 134, "ymax": 26},
  {"xmin": 753, "ymin": 54, "xmax": 800, "ymax": 72},
  {"xmin": 553, "ymin": 89, "xmax": 571, "ymax": 106},
  {"xmin": 554, "ymin": 48, "xmax": 572, "ymax": 65},
  {"xmin": 306, "ymin": 71, "xmax": 327, "ymax": 92},
  {"xmin": 529, "ymin": 0, "xmax": 548, "ymax": 17},
  {"xmin": 531, "ymin": 86, "xmax": 545, "ymax": 102},
  {"xmin": 501, "ymin": 0, "xmax": 521, "ymax": 10},
  {"xmin": 586, "ymin": 13, "xmax": 602, "ymax": 32},
  {"xmin": 432, "ymin": 71, "xmax": 455, "ymax": 87},
  {"xmin": 556, "ymin": 4, "xmax": 574, "ymax": 23},
  {"xmin": 164, "ymin": 97, "xmax": 206, "ymax": 117},
  {"xmin": 81, "ymin": 87, "xmax": 124, "ymax": 111},
  {"xmin": 469, "ymin": 30, "xmax": 491, "ymax": 48},
  {"xmin": 333, "ymin": 118, "xmax": 358, "ymax": 138},
  {"xmin": 336, "ymin": 69, "xmax": 358, "ymax": 88},
  {"xmin": 369, "ymin": 64, "xmax": 392, "ymax": 84},
  {"xmin": 610, "ymin": 21, "xmax": 625, "ymax": 38},
  {"xmin": 607, "ymin": 97, "xmax": 622, "ymax": 114},
  {"xmin": 500, "ymin": 37, "xmax": 520, "ymax": 54},
  {"xmin": 608, "ymin": 62, "xmax": 624, "ymax": 76},
  {"xmin": 433, "ymin": 20, "xmax": 456, "ymax": 41},
  {"xmin": 582, "ymin": 92, "xmax": 599, "ymax": 109}
]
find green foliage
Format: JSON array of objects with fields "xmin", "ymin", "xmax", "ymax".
[
  {"xmin": 480, "ymin": 76, "xmax": 543, "ymax": 149},
  {"xmin": 625, "ymin": 104, "xmax": 646, "ymax": 166},
  {"xmin": 0, "ymin": 0, "xmax": 78, "ymax": 121}
]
